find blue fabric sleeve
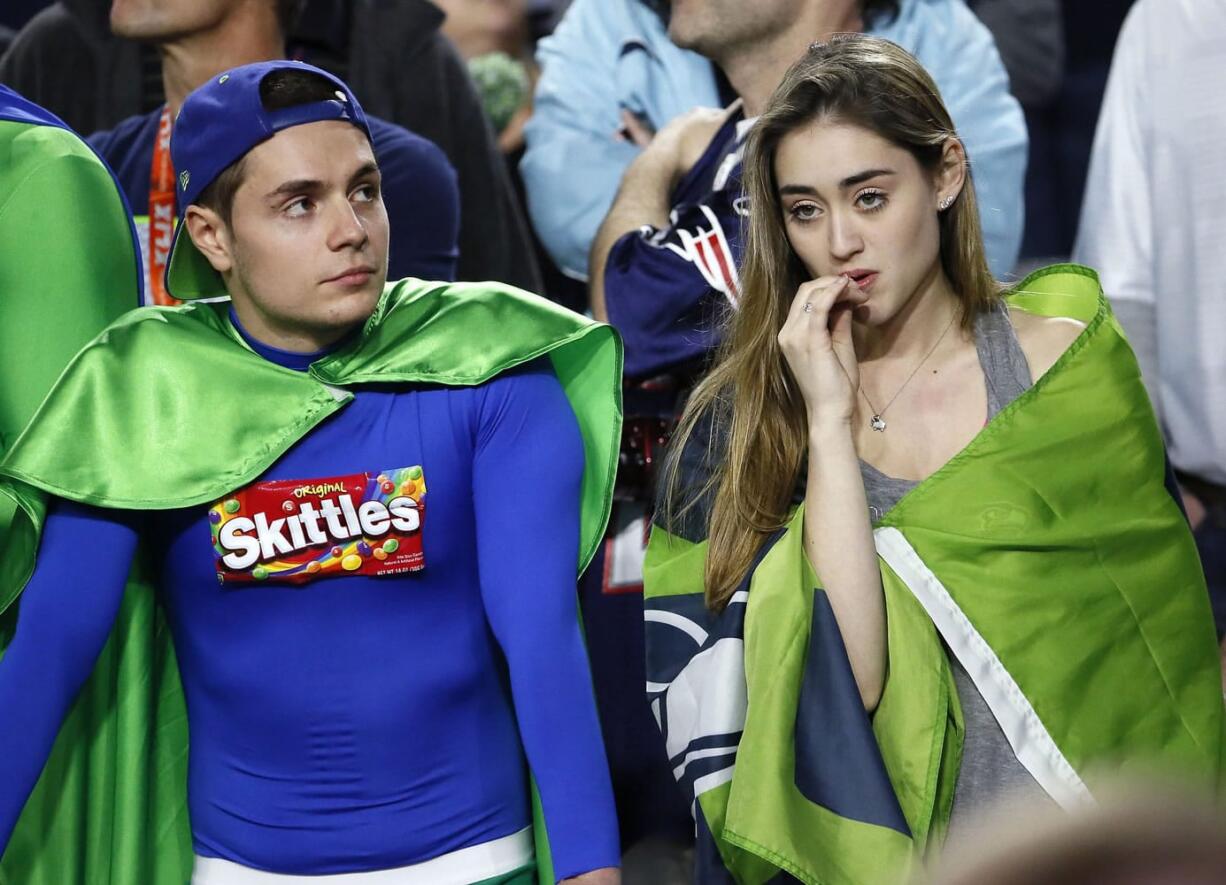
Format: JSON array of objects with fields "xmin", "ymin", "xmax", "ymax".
[
  {"xmin": 367, "ymin": 117, "xmax": 461, "ymax": 282},
  {"xmin": 472, "ymin": 364, "xmax": 620, "ymax": 879},
  {"xmin": 0, "ymin": 500, "xmax": 136, "ymax": 850},
  {"xmin": 604, "ymin": 225, "xmax": 727, "ymax": 378}
]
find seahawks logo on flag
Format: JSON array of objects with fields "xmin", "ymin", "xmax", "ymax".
[{"xmin": 645, "ymin": 588, "xmax": 748, "ymax": 811}]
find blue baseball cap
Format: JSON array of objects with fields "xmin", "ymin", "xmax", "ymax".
[{"xmin": 166, "ymin": 60, "xmax": 372, "ymax": 300}]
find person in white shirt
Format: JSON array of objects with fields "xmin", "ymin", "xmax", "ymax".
[{"xmin": 1073, "ymin": 0, "xmax": 1226, "ymax": 670}]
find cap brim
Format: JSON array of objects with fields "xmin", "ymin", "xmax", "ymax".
[{"xmin": 165, "ymin": 221, "xmax": 228, "ymax": 301}]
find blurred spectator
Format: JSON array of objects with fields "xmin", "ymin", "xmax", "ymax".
[
  {"xmin": 0, "ymin": 0, "xmax": 542, "ymax": 291},
  {"xmin": 1017, "ymin": 0, "xmax": 1134, "ymax": 265},
  {"xmin": 522, "ymin": 0, "xmax": 1026, "ymax": 283},
  {"xmin": 436, "ymin": 0, "xmax": 535, "ymax": 153},
  {"xmin": 920, "ymin": 781, "xmax": 1226, "ymax": 885},
  {"xmin": 966, "ymin": 0, "xmax": 1063, "ymax": 111},
  {"xmin": 1073, "ymin": 0, "xmax": 1226, "ymax": 659},
  {"xmin": 87, "ymin": 0, "xmax": 460, "ymax": 304}
]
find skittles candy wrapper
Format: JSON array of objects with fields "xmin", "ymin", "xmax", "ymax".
[{"xmin": 210, "ymin": 466, "xmax": 426, "ymax": 585}]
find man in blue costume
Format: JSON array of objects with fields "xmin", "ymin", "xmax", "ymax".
[{"xmin": 0, "ymin": 61, "xmax": 621, "ymax": 885}]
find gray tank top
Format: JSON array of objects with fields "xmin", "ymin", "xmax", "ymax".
[{"xmin": 859, "ymin": 302, "xmax": 1054, "ymax": 838}]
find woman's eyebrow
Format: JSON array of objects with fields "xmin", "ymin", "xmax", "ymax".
[{"xmin": 838, "ymin": 168, "xmax": 895, "ymax": 189}]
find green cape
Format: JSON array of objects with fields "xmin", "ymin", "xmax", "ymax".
[
  {"xmin": 644, "ymin": 265, "xmax": 1224, "ymax": 884},
  {"xmin": 0, "ymin": 278, "xmax": 623, "ymax": 884},
  {"xmin": 0, "ymin": 113, "xmax": 140, "ymax": 566}
]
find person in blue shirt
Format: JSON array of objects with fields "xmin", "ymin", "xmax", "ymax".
[
  {"xmin": 0, "ymin": 61, "xmax": 620, "ymax": 884},
  {"xmin": 523, "ymin": 0, "xmax": 1026, "ymax": 283}
]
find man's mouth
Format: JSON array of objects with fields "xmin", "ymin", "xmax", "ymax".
[{"xmin": 324, "ymin": 265, "xmax": 378, "ymax": 286}]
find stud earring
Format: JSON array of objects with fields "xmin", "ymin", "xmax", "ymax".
[{"xmin": 938, "ymin": 195, "xmax": 953, "ymax": 211}]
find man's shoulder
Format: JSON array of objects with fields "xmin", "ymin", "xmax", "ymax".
[
  {"xmin": 87, "ymin": 108, "xmax": 161, "ymax": 162},
  {"xmin": 366, "ymin": 115, "xmax": 452, "ymax": 170}
]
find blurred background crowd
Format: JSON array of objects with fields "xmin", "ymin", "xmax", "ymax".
[{"xmin": 2, "ymin": 1, "xmax": 1223, "ymax": 883}]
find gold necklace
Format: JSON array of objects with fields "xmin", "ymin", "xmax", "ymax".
[{"xmin": 858, "ymin": 311, "xmax": 957, "ymax": 433}]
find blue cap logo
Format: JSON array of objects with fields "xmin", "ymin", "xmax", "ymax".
[
  {"xmin": 219, "ymin": 74, "xmax": 230, "ymax": 84},
  {"xmin": 180, "ymin": 170, "xmax": 191, "ymax": 191}
]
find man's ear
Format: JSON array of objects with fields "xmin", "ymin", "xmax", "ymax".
[
  {"xmin": 934, "ymin": 136, "xmax": 968, "ymax": 209},
  {"xmin": 183, "ymin": 204, "xmax": 234, "ymax": 274}
]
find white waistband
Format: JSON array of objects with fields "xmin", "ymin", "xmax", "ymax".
[{"xmin": 191, "ymin": 827, "xmax": 534, "ymax": 885}]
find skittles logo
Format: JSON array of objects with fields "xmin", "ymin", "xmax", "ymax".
[{"xmin": 210, "ymin": 466, "xmax": 426, "ymax": 585}]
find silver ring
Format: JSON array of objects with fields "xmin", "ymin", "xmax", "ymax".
[{"xmin": 803, "ymin": 302, "xmax": 814, "ymax": 313}]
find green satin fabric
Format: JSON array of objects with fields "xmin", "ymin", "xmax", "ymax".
[
  {"xmin": 0, "ymin": 279, "xmax": 622, "ymax": 884},
  {"xmin": 0, "ymin": 118, "xmax": 138, "ymax": 572},
  {"xmin": 643, "ymin": 265, "xmax": 1223, "ymax": 884}
]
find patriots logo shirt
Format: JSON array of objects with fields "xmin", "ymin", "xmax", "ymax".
[{"xmin": 605, "ymin": 111, "xmax": 752, "ymax": 378}]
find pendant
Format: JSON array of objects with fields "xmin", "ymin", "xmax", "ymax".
[{"xmin": 870, "ymin": 414, "xmax": 887, "ymax": 432}]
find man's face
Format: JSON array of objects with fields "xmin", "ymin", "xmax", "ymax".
[
  {"xmin": 110, "ymin": 0, "xmax": 243, "ymax": 41},
  {"xmin": 213, "ymin": 120, "xmax": 389, "ymax": 348},
  {"xmin": 667, "ymin": 0, "xmax": 803, "ymax": 57}
]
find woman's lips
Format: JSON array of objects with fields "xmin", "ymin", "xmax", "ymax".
[{"xmin": 844, "ymin": 271, "xmax": 878, "ymax": 293}]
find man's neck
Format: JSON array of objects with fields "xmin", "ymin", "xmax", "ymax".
[
  {"xmin": 161, "ymin": 6, "xmax": 285, "ymax": 116},
  {"xmin": 721, "ymin": 1, "xmax": 864, "ymax": 118}
]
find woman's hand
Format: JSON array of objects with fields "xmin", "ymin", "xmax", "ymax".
[{"xmin": 777, "ymin": 275, "xmax": 868, "ymax": 429}]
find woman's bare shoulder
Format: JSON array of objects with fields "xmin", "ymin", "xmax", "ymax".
[{"xmin": 1007, "ymin": 305, "xmax": 1087, "ymax": 381}]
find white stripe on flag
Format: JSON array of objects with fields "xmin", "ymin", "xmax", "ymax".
[{"xmin": 874, "ymin": 526, "xmax": 1094, "ymax": 810}]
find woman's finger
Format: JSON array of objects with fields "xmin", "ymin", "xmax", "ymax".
[{"xmin": 785, "ymin": 275, "xmax": 849, "ymax": 327}]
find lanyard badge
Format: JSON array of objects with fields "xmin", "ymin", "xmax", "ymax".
[{"xmin": 147, "ymin": 105, "xmax": 181, "ymax": 306}]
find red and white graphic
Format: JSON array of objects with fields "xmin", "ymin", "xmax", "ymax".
[{"xmin": 661, "ymin": 204, "xmax": 741, "ymax": 306}]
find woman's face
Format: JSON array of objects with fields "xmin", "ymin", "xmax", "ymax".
[{"xmin": 773, "ymin": 118, "xmax": 955, "ymax": 327}]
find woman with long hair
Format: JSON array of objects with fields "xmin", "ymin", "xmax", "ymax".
[{"xmin": 644, "ymin": 35, "xmax": 1222, "ymax": 884}]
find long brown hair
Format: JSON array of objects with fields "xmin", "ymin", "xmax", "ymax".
[{"xmin": 662, "ymin": 35, "xmax": 1000, "ymax": 611}]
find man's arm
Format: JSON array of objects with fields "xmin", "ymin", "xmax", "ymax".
[
  {"xmin": 0, "ymin": 500, "xmax": 136, "ymax": 851},
  {"xmin": 521, "ymin": 0, "xmax": 721, "ymax": 279},
  {"xmin": 471, "ymin": 363, "xmax": 620, "ymax": 883},
  {"xmin": 589, "ymin": 106, "xmax": 728, "ymax": 322}
]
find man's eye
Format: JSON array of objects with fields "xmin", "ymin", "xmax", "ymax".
[
  {"xmin": 284, "ymin": 198, "xmax": 311, "ymax": 217},
  {"xmin": 352, "ymin": 184, "xmax": 379, "ymax": 202}
]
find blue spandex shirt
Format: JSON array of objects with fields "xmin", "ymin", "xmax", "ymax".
[{"xmin": 0, "ymin": 315, "xmax": 619, "ymax": 878}]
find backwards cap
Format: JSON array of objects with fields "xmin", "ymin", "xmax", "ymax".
[{"xmin": 165, "ymin": 60, "xmax": 372, "ymax": 300}]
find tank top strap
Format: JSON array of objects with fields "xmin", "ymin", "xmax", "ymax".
[{"xmin": 973, "ymin": 301, "xmax": 1033, "ymax": 421}]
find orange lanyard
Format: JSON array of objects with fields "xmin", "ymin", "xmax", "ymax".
[{"xmin": 148, "ymin": 105, "xmax": 181, "ymax": 306}]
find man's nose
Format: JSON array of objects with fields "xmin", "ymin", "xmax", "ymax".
[{"xmin": 327, "ymin": 197, "xmax": 368, "ymax": 251}]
